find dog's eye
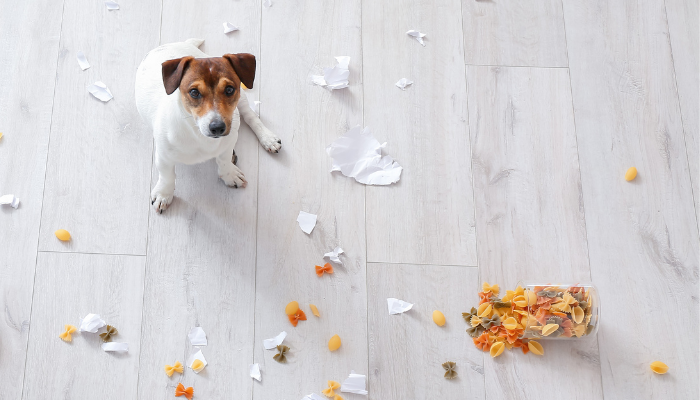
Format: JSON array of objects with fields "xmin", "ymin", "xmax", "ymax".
[
  {"xmin": 189, "ymin": 89, "xmax": 201, "ymax": 99},
  {"xmin": 225, "ymin": 86, "xmax": 235, "ymax": 96}
]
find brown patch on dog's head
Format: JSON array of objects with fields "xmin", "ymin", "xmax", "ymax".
[{"xmin": 161, "ymin": 53, "xmax": 256, "ymax": 138}]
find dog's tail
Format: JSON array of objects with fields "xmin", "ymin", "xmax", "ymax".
[{"xmin": 185, "ymin": 38, "xmax": 205, "ymax": 48}]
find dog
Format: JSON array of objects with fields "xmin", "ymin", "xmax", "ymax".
[{"xmin": 135, "ymin": 38, "xmax": 281, "ymax": 213}]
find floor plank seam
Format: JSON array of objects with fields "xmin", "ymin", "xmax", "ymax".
[
  {"xmin": 37, "ymin": 250, "xmax": 146, "ymax": 258},
  {"xmin": 464, "ymin": 63, "xmax": 569, "ymax": 69},
  {"xmin": 366, "ymin": 261, "xmax": 479, "ymax": 268}
]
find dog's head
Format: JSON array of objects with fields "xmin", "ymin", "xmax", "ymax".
[{"xmin": 161, "ymin": 54, "xmax": 255, "ymax": 138}]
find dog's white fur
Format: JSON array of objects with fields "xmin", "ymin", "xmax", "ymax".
[{"xmin": 135, "ymin": 38, "xmax": 280, "ymax": 212}]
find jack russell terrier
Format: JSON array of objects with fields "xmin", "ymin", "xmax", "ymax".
[{"xmin": 135, "ymin": 38, "xmax": 281, "ymax": 213}]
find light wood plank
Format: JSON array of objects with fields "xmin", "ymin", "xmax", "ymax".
[
  {"xmin": 363, "ymin": 0, "xmax": 477, "ymax": 266},
  {"xmin": 252, "ymin": 0, "xmax": 367, "ymax": 398},
  {"xmin": 564, "ymin": 0, "xmax": 699, "ymax": 397},
  {"xmin": 0, "ymin": 1, "xmax": 64, "ymax": 398},
  {"xmin": 367, "ymin": 263, "xmax": 484, "ymax": 400},
  {"xmin": 137, "ymin": 1, "xmax": 261, "ymax": 399},
  {"xmin": 22, "ymin": 252, "xmax": 145, "ymax": 399},
  {"xmin": 462, "ymin": 0, "xmax": 568, "ymax": 67},
  {"xmin": 665, "ymin": 0, "xmax": 699, "ymax": 222},
  {"xmin": 37, "ymin": 0, "xmax": 161, "ymax": 254},
  {"xmin": 468, "ymin": 65, "xmax": 604, "ymax": 399}
]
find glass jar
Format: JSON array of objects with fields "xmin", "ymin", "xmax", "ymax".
[{"xmin": 516, "ymin": 281, "xmax": 600, "ymax": 340}]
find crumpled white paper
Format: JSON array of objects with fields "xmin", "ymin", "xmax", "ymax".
[
  {"xmin": 251, "ymin": 100, "xmax": 261, "ymax": 115},
  {"xmin": 76, "ymin": 51, "xmax": 90, "ymax": 70},
  {"xmin": 0, "ymin": 194, "xmax": 20, "ymax": 208},
  {"xmin": 187, "ymin": 350, "xmax": 208, "ymax": 373},
  {"xmin": 341, "ymin": 371, "xmax": 368, "ymax": 395},
  {"xmin": 87, "ymin": 81, "xmax": 113, "ymax": 102},
  {"xmin": 102, "ymin": 342, "xmax": 128, "ymax": 352},
  {"xmin": 326, "ymin": 126, "xmax": 402, "ymax": 185},
  {"xmin": 188, "ymin": 327, "xmax": 207, "ymax": 346},
  {"xmin": 297, "ymin": 211, "xmax": 317, "ymax": 234},
  {"xmin": 312, "ymin": 56, "xmax": 350, "ymax": 90},
  {"xmin": 79, "ymin": 314, "xmax": 106, "ymax": 333},
  {"xmin": 263, "ymin": 0, "xmax": 272, "ymax": 7},
  {"xmin": 249, "ymin": 363, "xmax": 261, "ymax": 381},
  {"xmin": 263, "ymin": 331, "xmax": 287, "ymax": 350},
  {"xmin": 301, "ymin": 394, "xmax": 326, "ymax": 400},
  {"xmin": 387, "ymin": 298, "xmax": 413, "ymax": 315},
  {"xmin": 395, "ymin": 78, "xmax": 413, "ymax": 90},
  {"xmin": 323, "ymin": 246, "xmax": 344, "ymax": 265},
  {"xmin": 223, "ymin": 22, "xmax": 239, "ymax": 33},
  {"xmin": 406, "ymin": 30, "xmax": 426, "ymax": 46},
  {"xmin": 105, "ymin": 1, "xmax": 119, "ymax": 10}
]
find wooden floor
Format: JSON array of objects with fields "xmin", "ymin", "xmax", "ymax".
[{"xmin": 0, "ymin": 0, "xmax": 697, "ymax": 399}]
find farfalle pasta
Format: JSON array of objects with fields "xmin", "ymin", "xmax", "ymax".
[{"xmin": 464, "ymin": 282, "xmax": 599, "ymax": 358}]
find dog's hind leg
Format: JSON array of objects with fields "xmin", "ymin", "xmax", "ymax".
[{"xmin": 237, "ymin": 91, "xmax": 282, "ymax": 153}]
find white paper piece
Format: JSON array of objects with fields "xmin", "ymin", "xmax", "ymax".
[
  {"xmin": 323, "ymin": 246, "xmax": 344, "ymax": 265},
  {"xmin": 102, "ymin": 342, "xmax": 128, "ymax": 352},
  {"xmin": 297, "ymin": 211, "xmax": 317, "ymax": 234},
  {"xmin": 79, "ymin": 314, "xmax": 106, "ymax": 333},
  {"xmin": 341, "ymin": 371, "xmax": 368, "ymax": 395},
  {"xmin": 188, "ymin": 327, "xmax": 207, "ymax": 346},
  {"xmin": 105, "ymin": 1, "xmax": 119, "ymax": 10},
  {"xmin": 387, "ymin": 298, "xmax": 413, "ymax": 315},
  {"xmin": 395, "ymin": 78, "xmax": 413, "ymax": 91},
  {"xmin": 223, "ymin": 22, "xmax": 239, "ymax": 34},
  {"xmin": 263, "ymin": 0, "xmax": 272, "ymax": 6},
  {"xmin": 187, "ymin": 350, "xmax": 208, "ymax": 374},
  {"xmin": 301, "ymin": 394, "xmax": 326, "ymax": 400},
  {"xmin": 326, "ymin": 126, "xmax": 403, "ymax": 185},
  {"xmin": 0, "ymin": 194, "xmax": 20, "ymax": 209},
  {"xmin": 406, "ymin": 30, "xmax": 426, "ymax": 46},
  {"xmin": 87, "ymin": 81, "xmax": 113, "ymax": 102},
  {"xmin": 249, "ymin": 363, "xmax": 261, "ymax": 381},
  {"xmin": 76, "ymin": 51, "xmax": 90, "ymax": 70},
  {"xmin": 311, "ymin": 56, "xmax": 350, "ymax": 90},
  {"xmin": 263, "ymin": 331, "xmax": 287, "ymax": 350},
  {"xmin": 251, "ymin": 100, "xmax": 261, "ymax": 115}
]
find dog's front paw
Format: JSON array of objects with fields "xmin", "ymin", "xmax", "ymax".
[
  {"xmin": 151, "ymin": 187, "xmax": 174, "ymax": 214},
  {"xmin": 260, "ymin": 133, "xmax": 282, "ymax": 153},
  {"xmin": 219, "ymin": 164, "xmax": 248, "ymax": 188}
]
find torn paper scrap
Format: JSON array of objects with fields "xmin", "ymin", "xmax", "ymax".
[
  {"xmin": 406, "ymin": 30, "xmax": 426, "ymax": 46},
  {"xmin": 79, "ymin": 314, "xmax": 106, "ymax": 333},
  {"xmin": 249, "ymin": 363, "xmax": 261, "ymax": 381},
  {"xmin": 297, "ymin": 211, "xmax": 317, "ymax": 234},
  {"xmin": 301, "ymin": 394, "xmax": 326, "ymax": 400},
  {"xmin": 326, "ymin": 126, "xmax": 402, "ymax": 185},
  {"xmin": 0, "ymin": 194, "xmax": 20, "ymax": 209},
  {"xmin": 187, "ymin": 350, "xmax": 208, "ymax": 374},
  {"xmin": 188, "ymin": 327, "xmax": 207, "ymax": 346},
  {"xmin": 341, "ymin": 371, "xmax": 368, "ymax": 395},
  {"xmin": 395, "ymin": 78, "xmax": 413, "ymax": 91},
  {"xmin": 223, "ymin": 22, "xmax": 239, "ymax": 34},
  {"xmin": 105, "ymin": 1, "xmax": 119, "ymax": 10},
  {"xmin": 251, "ymin": 100, "xmax": 261, "ymax": 115},
  {"xmin": 323, "ymin": 247, "xmax": 344, "ymax": 265},
  {"xmin": 387, "ymin": 298, "xmax": 413, "ymax": 315},
  {"xmin": 76, "ymin": 51, "xmax": 90, "ymax": 71},
  {"xmin": 311, "ymin": 56, "xmax": 350, "ymax": 90},
  {"xmin": 263, "ymin": 331, "xmax": 287, "ymax": 350},
  {"xmin": 87, "ymin": 81, "xmax": 113, "ymax": 102},
  {"xmin": 263, "ymin": 0, "xmax": 272, "ymax": 6},
  {"xmin": 101, "ymin": 342, "xmax": 128, "ymax": 352}
]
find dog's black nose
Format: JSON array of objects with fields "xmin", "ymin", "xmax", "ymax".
[{"xmin": 209, "ymin": 120, "xmax": 226, "ymax": 136}]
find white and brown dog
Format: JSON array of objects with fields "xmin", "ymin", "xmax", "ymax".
[{"xmin": 135, "ymin": 38, "xmax": 280, "ymax": 213}]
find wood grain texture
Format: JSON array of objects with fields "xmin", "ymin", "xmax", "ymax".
[
  {"xmin": 137, "ymin": 1, "xmax": 261, "ymax": 399},
  {"xmin": 363, "ymin": 0, "xmax": 477, "ymax": 266},
  {"xmin": 367, "ymin": 263, "xmax": 484, "ymax": 400},
  {"xmin": 665, "ymin": 0, "xmax": 699, "ymax": 222},
  {"xmin": 564, "ymin": 0, "xmax": 699, "ymax": 397},
  {"xmin": 0, "ymin": 1, "xmax": 63, "ymax": 398},
  {"xmin": 462, "ymin": 0, "xmax": 568, "ymax": 67},
  {"xmin": 22, "ymin": 252, "xmax": 145, "ymax": 399},
  {"xmin": 468, "ymin": 65, "xmax": 604, "ymax": 400},
  {"xmin": 253, "ymin": 0, "xmax": 367, "ymax": 398},
  {"xmin": 37, "ymin": 0, "xmax": 160, "ymax": 254}
]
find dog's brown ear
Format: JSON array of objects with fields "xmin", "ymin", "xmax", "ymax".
[
  {"xmin": 223, "ymin": 53, "xmax": 256, "ymax": 89},
  {"xmin": 162, "ymin": 56, "xmax": 194, "ymax": 95}
]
